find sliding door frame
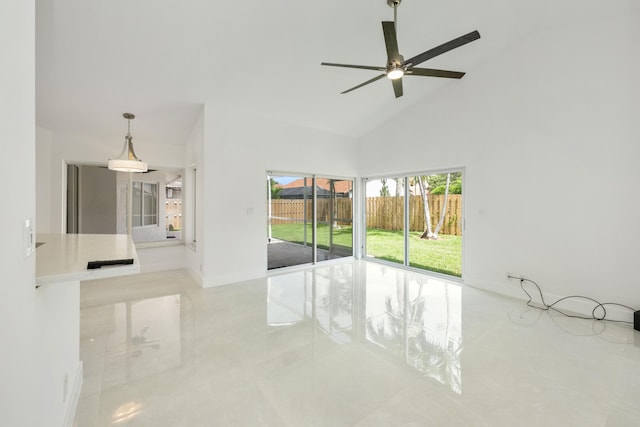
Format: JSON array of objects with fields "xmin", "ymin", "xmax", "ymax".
[
  {"xmin": 361, "ymin": 167, "xmax": 465, "ymax": 281},
  {"xmin": 267, "ymin": 171, "xmax": 356, "ymax": 272}
]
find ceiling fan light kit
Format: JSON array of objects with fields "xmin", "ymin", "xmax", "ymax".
[
  {"xmin": 108, "ymin": 113, "xmax": 148, "ymax": 173},
  {"xmin": 322, "ymin": 0, "xmax": 480, "ymax": 98}
]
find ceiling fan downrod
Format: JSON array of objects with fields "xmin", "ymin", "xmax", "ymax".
[{"xmin": 387, "ymin": 0, "xmax": 400, "ymax": 29}]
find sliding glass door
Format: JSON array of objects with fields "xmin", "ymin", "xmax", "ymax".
[
  {"xmin": 268, "ymin": 174, "xmax": 314, "ymax": 269},
  {"xmin": 315, "ymin": 178, "xmax": 353, "ymax": 262},
  {"xmin": 267, "ymin": 174, "xmax": 353, "ymax": 270},
  {"xmin": 364, "ymin": 177, "xmax": 404, "ymax": 265},
  {"xmin": 364, "ymin": 170, "xmax": 463, "ymax": 278}
]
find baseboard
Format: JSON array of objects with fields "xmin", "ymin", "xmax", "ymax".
[
  {"xmin": 62, "ymin": 361, "xmax": 83, "ymax": 427},
  {"xmin": 186, "ymin": 266, "xmax": 203, "ymax": 287},
  {"xmin": 139, "ymin": 259, "xmax": 188, "ymax": 274},
  {"xmin": 201, "ymin": 269, "xmax": 265, "ymax": 288}
]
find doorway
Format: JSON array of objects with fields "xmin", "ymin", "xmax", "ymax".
[
  {"xmin": 364, "ymin": 170, "xmax": 463, "ymax": 278},
  {"xmin": 267, "ymin": 173, "xmax": 353, "ymax": 270}
]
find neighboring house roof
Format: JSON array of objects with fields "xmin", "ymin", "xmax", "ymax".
[
  {"xmin": 278, "ymin": 186, "xmax": 332, "ymax": 199},
  {"xmin": 280, "ymin": 178, "xmax": 352, "ymax": 195}
]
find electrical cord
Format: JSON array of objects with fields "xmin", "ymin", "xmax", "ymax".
[{"xmin": 508, "ymin": 275, "xmax": 637, "ymax": 325}]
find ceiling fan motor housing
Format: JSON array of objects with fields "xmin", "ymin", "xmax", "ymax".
[{"xmin": 387, "ymin": 0, "xmax": 401, "ymax": 7}]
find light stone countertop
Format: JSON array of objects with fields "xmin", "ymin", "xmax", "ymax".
[{"xmin": 36, "ymin": 233, "xmax": 140, "ymax": 287}]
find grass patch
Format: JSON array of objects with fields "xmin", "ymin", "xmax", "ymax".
[
  {"xmin": 270, "ymin": 223, "xmax": 353, "ymax": 251},
  {"xmin": 270, "ymin": 224, "xmax": 462, "ymax": 277},
  {"xmin": 366, "ymin": 228, "xmax": 462, "ymax": 277}
]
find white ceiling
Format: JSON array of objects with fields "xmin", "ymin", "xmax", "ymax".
[{"xmin": 35, "ymin": 0, "xmax": 619, "ymax": 145}]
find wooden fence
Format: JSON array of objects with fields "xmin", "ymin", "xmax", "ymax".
[
  {"xmin": 270, "ymin": 194, "xmax": 462, "ymax": 236},
  {"xmin": 367, "ymin": 195, "xmax": 462, "ymax": 235},
  {"xmin": 270, "ymin": 199, "xmax": 352, "ymax": 226}
]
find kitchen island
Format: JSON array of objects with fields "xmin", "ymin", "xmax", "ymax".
[
  {"xmin": 34, "ymin": 233, "xmax": 140, "ymax": 427},
  {"xmin": 36, "ymin": 233, "xmax": 140, "ymax": 287}
]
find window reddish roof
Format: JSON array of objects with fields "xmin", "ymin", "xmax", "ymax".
[{"xmin": 280, "ymin": 178, "xmax": 352, "ymax": 194}]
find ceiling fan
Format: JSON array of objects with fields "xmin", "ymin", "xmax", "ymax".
[{"xmin": 321, "ymin": 0, "xmax": 480, "ymax": 98}]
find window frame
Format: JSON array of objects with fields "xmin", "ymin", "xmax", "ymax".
[{"xmin": 132, "ymin": 181, "xmax": 159, "ymax": 228}]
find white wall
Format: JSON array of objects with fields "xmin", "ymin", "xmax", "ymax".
[
  {"xmin": 1, "ymin": 1, "xmax": 80, "ymax": 426},
  {"xmin": 78, "ymin": 165, "xmax": 117, "ymax": 234},
  {"xmin": 197, "ymin": 106, "xmax": 358, "ymax": 287},
  {"xmin": 36, "ymin": 126, "xmax": 54, "ymax": 232},
  {"xmin": 0, "ymin": 0, "xmax": 38, "ymax": 423},
  {"xmin": 358, "ymin": 9, "xmax": 640, "ymax": 311}
]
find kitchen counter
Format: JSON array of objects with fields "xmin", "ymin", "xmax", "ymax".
[{"xmin": 36, "ymin": 233, "xmax": 140, "ymax": 286}]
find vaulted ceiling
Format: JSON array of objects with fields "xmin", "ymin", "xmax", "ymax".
[{"xmin": 35, "ymin": 0, "xmax": 626, "ymax": 145}]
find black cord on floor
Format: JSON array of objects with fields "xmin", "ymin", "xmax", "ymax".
[{"xmin": 508, "ymin": 276, "xmax": 637, "ymax": 324}]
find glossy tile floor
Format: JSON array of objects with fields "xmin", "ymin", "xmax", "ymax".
[{"xmin": 74, "ymin": 261, "xmax": 640, "ymax": 426}]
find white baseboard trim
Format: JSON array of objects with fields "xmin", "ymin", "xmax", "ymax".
[
  {"xmin": 202, "ymin": 269, "xmax": 265, "ymax": 288},
  {"xmin": 62, "ymin": 361, "xmax": 83, "ymax": 427},
  {"xmin": 186, "ymin": 267, "xmax": 204, "ymax": 287},
  {"xmin": 140, "ymin": 259, "xmax": 188, "ymax": 274}
]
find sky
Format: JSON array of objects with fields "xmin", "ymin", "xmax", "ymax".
[{"xmin": 272, "ymin": 176, "xmax": 297, "ymax": 185}]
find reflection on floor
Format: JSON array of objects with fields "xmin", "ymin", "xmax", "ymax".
[
  {"xmin": 74, "ymin": 262, "xmax": 640, "ymax": 426},
  {"xmin": 267, "ymin": 239, "xmax": 351, "ymax": 269}
]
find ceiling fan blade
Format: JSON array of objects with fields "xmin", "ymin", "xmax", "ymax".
[
  {"xmin": 382, "ymin": 21, "xmax": 402, "ymax": 64},
  {"xmin": 392, "ymin": 78, "xmax": 403, "ymax": 98},
  {"xmin": 407, "ymin": 68, "xmax": 465, "ymax": 79},
  {"xmin": 341, "ymin": 74, "xmax": 386, "ymax": 94},
  {"xmin": 321, "ymin": 62, "xmax": 386, "ymax": 72},
  {"xmin": 405, "ymin": 30, "xmax": 480, "ymax": 67}
]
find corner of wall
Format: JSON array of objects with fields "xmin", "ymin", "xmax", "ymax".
[
  {"xmin": 61, "ymin": 362, "xmax": 83, "ymax": 427},
  {"xmin": 201, "ymin": 268, "xmax": 266, "ymax": 289}
]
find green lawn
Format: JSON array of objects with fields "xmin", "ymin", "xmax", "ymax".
[
  {"xmin": 365, "ymin": 228, "xmax": 462, "ymax": 277},
  {"xmin": 270, "ymin": 223, "xmax": 353, "ymax": 250},
  {"xmin": 270, "ymin": 224, "xmax": 462, "ymax": 277}
]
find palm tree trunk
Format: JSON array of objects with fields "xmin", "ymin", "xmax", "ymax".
[
  {"xmin": 433, "ymin": 173, "xmax": 451, "ymax": 239},
  {"xmin": 418, "ymin": 176, "xmax": 434, "ymax": 239}
]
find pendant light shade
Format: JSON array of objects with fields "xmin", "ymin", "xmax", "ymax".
[{"xmin": 108, "ymin": 113, "xmax": 148, "ymax": 173}]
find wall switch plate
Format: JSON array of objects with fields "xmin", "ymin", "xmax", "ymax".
[{"xmin": 24, "ymin": 218, "xmax": 34, "ymax": 257}]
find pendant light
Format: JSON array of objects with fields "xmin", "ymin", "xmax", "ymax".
[{"xmin": 108, "ymin": 113, "xmax": 148, "ymax": 173}]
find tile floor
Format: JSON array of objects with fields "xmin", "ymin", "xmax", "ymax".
[{"xmin": 74, "ymin": 261, "xmax": 640, "ymax": 426}]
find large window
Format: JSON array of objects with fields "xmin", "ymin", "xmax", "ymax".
[
  {"xmin": 364, "ymin": 170, "xmax": 463, "ymax": 278},
  {"xmin": 133, "ymin": 182, "xmax": 158, "ymax": 227}
]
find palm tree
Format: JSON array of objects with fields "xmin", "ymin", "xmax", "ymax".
[
  {"xmin": 270, "ymin": 178, "xmax": 281, "ymax": 199},
  {"xmin": 417, "ymin": 173, "xmax": 451, "ymax": 240}
]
